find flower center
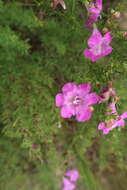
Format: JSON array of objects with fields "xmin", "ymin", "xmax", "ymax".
[
  {"xmin": 106, "ymin": 119, "xmax": 115, "ymax": 128},
  {"xmin": 93, "ymin": 1, "xmax": 98, "ymax": 8},
  {"xmin": 72, "ymin": 95, "xmax": 82, "ymax": 105},
  {"xmin": 89, "ymin": 1, "xmax": 97, "ymax": 9},
  {"xmin": 93, "ymin": 44, "xmax": 102, "ymax": 55}
]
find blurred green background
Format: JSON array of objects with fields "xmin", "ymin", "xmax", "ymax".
[{"xmin": 0, "ymin": 0, "xmax": 127, "ymax": 189}]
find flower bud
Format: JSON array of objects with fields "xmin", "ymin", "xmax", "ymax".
[
  {"xmin": 123, "ymin": 32, "xmax": 127, "ymax": 37},
  {"xmin": 111, "ymin": 9, "xmax": 115, "ymax": 14},
  {"xmin": 107, "ymin": 19, "xmax": 111, "ymax": 24},
  {"xmin": 102, "ymin": 28, "xmax": 109, "ymax": 34},
  {"xmin": 113, "ymin": 11, "xmax": 121, "ymax": 19},
  {"xmin": 115, "ymin": 97, "xmax": 120, "ymax": 102},
  {"xmin": 108, "ymin": 81, "xmax": 113, "ymax": 87}
]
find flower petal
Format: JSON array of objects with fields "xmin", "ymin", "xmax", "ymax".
[
  {"xmin": 87, "ymin": 13, "xmax": 99, "ymax": 28},
  {"xmin": 103, "ymin": 32, "xmax": 112, "ymax": 45},
  {"xmin": 96, "ymin": 0, "xmax": 102, "ymax": 10},
  {"xmin": 121, "ymin": 112, "xmax": 127, "ymax": 119},
  {"xmin": 87, "ymin": 0, "xmax": 102, "ymax": 15},
  {"xmin": 60, "ymin": 105, "xmax": 74, "ymax": 118},
  {"xmin": 55, "ymin": 93, "xmax": 64, "ymax": 107},
  {"xmin": 88, "ymin": 7, "xmax": 100, "ymax": 14},
  {"xmin": 76, "ymin": 107, "xmax": 92, "ymax": 122},
  {"xmin": 62, "ymin": 177, "xmax": 75, "ymax": 190},
  {"xmin": 78, "ymin": 83, "xmax": 91, "ymax": 95},
  {"xmin": 84, "ymin": 48, "xmax": 101, "ymax": 62},
  {"xmin": 103, "ymin": 128, "xmax": 110, "ymax": 134},
  {"xmin": 109, "ymin": 119, "xmax": 125, "ymax": 131},
  {"xmin": 88, "ymin": 29, "xmax": 102, "ymax": 48},
  {"xmin": 85, "ymin": 93, "xmax": 100, "ymax": 106},
  {"xmin": 98, "ymin": 122, "xmax": 105, "ymax": 130},
  {"xmin": 107, "ymin": 102, "xmax": 118, "ymax": 115},
  {"xmin": 101, "ymin": 45, "xmax": 113, "ymax": 57},
  {"xmin": 116, "ymin": 119, "xmax": 125, "ymax": 127},
  {"xmin": 65, "ymin": 170, "xmax": 79, "ymax": 182},
  {"xmin": 104, "ymin": 120, "xmax": 124, "ymax": 134},
  {"xmin": 62, "ymin": 82, "xmax": 77, "ymax": 93}
]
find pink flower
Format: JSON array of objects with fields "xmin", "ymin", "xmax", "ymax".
[
  {"xmin": 106, "ymin": 102, "xmax": 118, "ymax": 115},
  {"xmin": 87, "ymin": 0, "xmax": 102, "ymax": 15},
  {"xmin": 84, "ymin": 29, "xmax": 113, "ymax": 62},
  {"xmin": 51, "ymin": 0, "xmax": 66, "ymax": 9},
  {"xmin": 123, "ymin": 32, "xmax": 127, "ymax": 37},
  {"xmin": 98, "ymin": 103, "xmax": 127, "ymax": 134},
  {"xmin": 86, "ymin": 14, "xmax": 99, "ymax": 28},
  {"xmin": 55, "ymin": 82, "xmax": 100, "ymax": 122},
  {"xmin": 86, "ymin": 0, "xmax": 102, "ymax": 27},
  {"xmin": 113, "ymin": 11, "xmax": 121, "ymax": 19},
  {"xmin": 62, "ymin": 177, "xmax": 75, "ymax": 190},
  {"xmin": 65, "ymin": 170, "xmax": 79, "ymax": 182},
  {"xmin": 62, "ymin": 169, "xmax": 79, "ymax": 190},
  {"xmin": 99, "ymin": 86, "xmax": 116, "ymax": 103}
]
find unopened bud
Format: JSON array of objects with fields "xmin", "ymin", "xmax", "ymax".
[
  {"xmin": 113, "ymin": 11, "xmax": 121, "ymax": 19},
  {"xmin": 89, "ymin": 106, "xmax": 94, "ymax": 111},
  {"xmin": 102, "ymin": 28, "xmax": 109, "ymax": 34},
  {"xmin": 107, "ymin": 19, "xmax": 111, "ymax": 24},
  {"xmin": 115, "ymin": 97, "xmax": 120, "ymax": 102},
  {"xmin": 96, "ymin": 82, "xmax": 100, "ymax": 86},
  {"xmin": 111, "ymin": 9, "xmax": 115, "ymax": 14},
  {"xmin": 108, "ymin": 81, "xmax": 113, "ymax": 87},
  {"xmin": 123, "ymin": 32, "xmax": 127, "ymax": 37}
]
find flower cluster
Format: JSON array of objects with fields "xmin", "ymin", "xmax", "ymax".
[
  {"xmin": 55, "ymin": 81, "xmax": 127, "ymax": 135},
  {"xmin": 86, "ymin": 0, "xmax": 102, "ymax": 28},
  {"xmin": 84, "ymin": 0, "xmax": 113, "ymax": 62},
  {"xmin": 62, "ymin": 170, "xmax": 79, "ymax": 190},
  {"xmin": 98, "ymin": 102, "xmax": 127, "ymax": 134},
  {"xmin": 55, "ymin": 1, "xmax": 127, "ymax": 136}
]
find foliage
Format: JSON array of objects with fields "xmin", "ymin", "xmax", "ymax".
[{"xmin": 0, "ymin": 0, "xmax": 127, "ymax": 189}]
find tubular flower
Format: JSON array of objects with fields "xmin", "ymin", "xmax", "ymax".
[
  {"xmin": 87, "ymin": 0, "xmax": 102, "ymax": 15},
  {"xmin": 62, "ymin": 169, "xmax": 79, "ymax": 190},
  {"xmin": 86, "ymin": 0, "xmax": 102, "ymax": 27},
  {"xmin": 106, "ymin": 102, "xmax": 118, "ymax": 115},
  {"xmin": 65, "ymin": 170, "xmax": 79, "ymax": 182},
  {"xmin": 84, "ymin": 29, "xmax": 113, "ymax": 62},
  {"xmin": 86, "ymin": 13, "xmax": 100, "ymax": 28},
  {"xmin": 98, "ymin": 102, "xmax": 127, "ymax": 134},
  {"xmin": 62, "ymin": 178, "xmax": 75, "ymax": 190},
  {"xmin": 55, "ymin": 82, "xmax": 100, "ymax": 122},
  {"xmin": 99, "ymin": 87, "xmax": 116, "ymax": 103}
]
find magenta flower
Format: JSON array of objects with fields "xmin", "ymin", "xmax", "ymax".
[
  {"xmin": 106, "ymin": 102, "xmax": 118, "ymax": 115},
  {"xmin": 87, "ymin": 0, "xmax": 102, "ymax": 15},
  {"xmin": 99, "ymin": 82, "xmax": 119, "ymax": 103},
  {"xmin": 98, "ymin": 103, "xmax": 127, "ymax": 134},
  {"xmin": 62, "ymin": 177, "xmax": 75, "ymax": 190},
  {"xmin": 55, "ymin": 82, "xmax": 100, "ymax": 122},
  {"xmin": 99, "ymin": 86, "xmax": 116, "ymax": 103},
  {"xmin": 84, "ymin": 29, "xmax": 113, "ymax": 62},
  {"xmin": 86, "ymin": 0, "xmax": 102, "ymax": 27},
  {"xmin": 65, "ymin": 170, "xmax": 79, "ymax": 182},
  {"xmin": 86, "ymin": 13, "xmax": 99, "ymax": 28},
  {"xmin": 62, "ymin": 169, "xmax": 79, "ymax": 190}
]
